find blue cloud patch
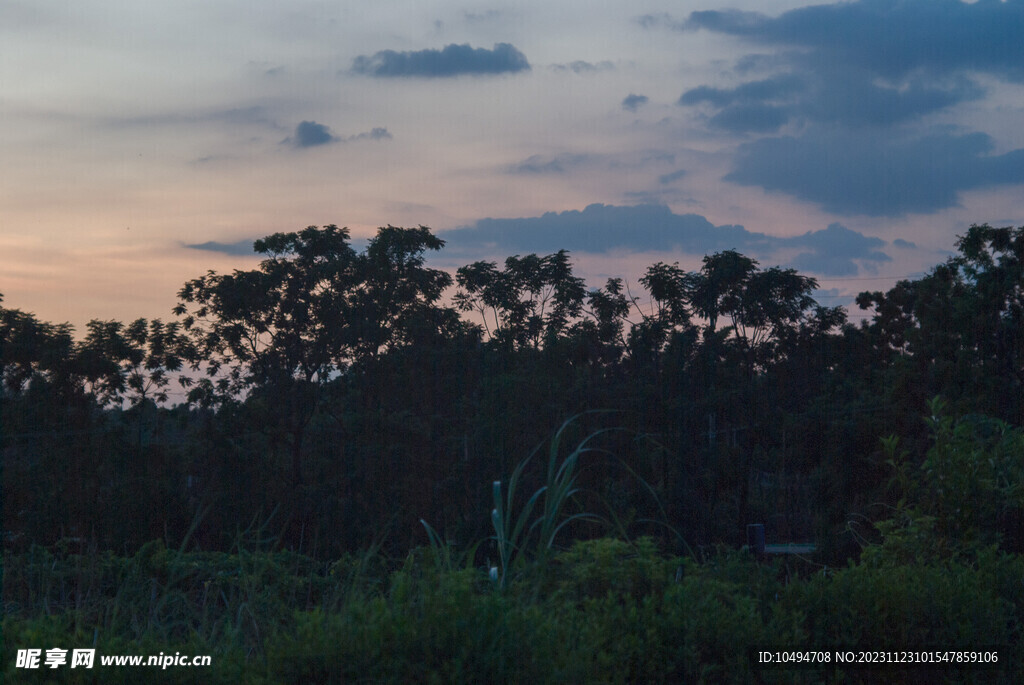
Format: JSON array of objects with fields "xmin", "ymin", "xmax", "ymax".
[
  {"xmin": 347, "ymin": 127, "xmax": 392, "ymax": 141},
  {"xmin": 658, "ymin": 169, "xmax": 687, "ymax": 185},
  {"xmin": 725, "ymin": 129, "xmax": 1024, "ymax": 216},
  {"xmin": 283, "ymin": 123, "xmax": 392, "ymax": 148},
  {"xmin": 622, "ymin": 93, "xmax": 649, "ymax": 111},
  {"xmin": 680, "ymin": 74, "xmax": 805, "ymax": 107},
  {"xmin": 666, "ymin": 1, "xmax": 1024, "ymax": 215},
  {"xmin": 184, "ymin": 239, "xmax": 257, "ymax": 256},
  {"xmin": 441, "ymin": 203, "xmax": 762, "ymax": 256},
  {"xmin": 351, "ymin": 43, "xmax": 530, "ymax": 77},
  {"xmin": 709, "ymin": 103, "xmax": 789, "ymax": 133},
  {"xmin": 685, "ymin": 1, "xmax": 1024, "ymax": 83},
  {"xmin": 441, "ymin": 203, "xmax": 894, "ymax": 276},
  {"xmin": 288, "ymin": 121, "xmax": 337, "ymax": 148},
  {"xmin": 783, "ymin": 223, "xmax": 890, "ymax": 276}
]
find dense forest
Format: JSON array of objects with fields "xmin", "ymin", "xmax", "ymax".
[{"xmin": 3, "ymin": 222, "xmax": 1023, "ymax": 682}]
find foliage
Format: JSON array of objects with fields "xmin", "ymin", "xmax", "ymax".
[
  {"xmin": 857, "ymin": 223, "xmax": 1024, "ymax": 423},
  {"xmin": 5, "ymin": 219, "xmax": 1024, "ymax": 681},
  {"xmin": 454, "ymin": 250, "xmax": 586, "ymax": 348},
  {"xmin": 875, "ymin": 398, "xmax": 1024, "ymax": 561},
  {"xmin": 489, "ymin": 416, "xmax": 611, "ymax": 588},
  {"xmin": 6, "ymin": 529, "xmax": 1024, "ymax": 683},
  {"xmin": 172, "ymin": 224, "xmax": 456, "ymax": 484}
]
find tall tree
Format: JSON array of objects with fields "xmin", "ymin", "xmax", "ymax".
[
  {"xmin": 454, "ymin": 250, "xmax": 586, "ymax": 349},
  {"xmin": 77, "ymin": 318, "xmax": 186, "ymax": 408},
  {"xmin": 857, "ymin": 223, "xmax": 1024, "ymax": 423},
  {"xmin": 0, "ymin": 295, "xmax": 76, "ymax": 399},
  {"xmin": 174, "ymin": 224, "xmax": 455, "ymax": 484}
]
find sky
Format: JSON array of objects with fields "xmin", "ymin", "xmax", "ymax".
[{"xmin": 3, "ymin": 0, "xmax": 1023, "ymax": 331}]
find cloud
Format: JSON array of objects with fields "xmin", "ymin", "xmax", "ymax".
[
  {"xmin": 441, "ymin": 203, "xmax": 896, "ymax": 277},
  {"xmin": 636, "ymin": 13, "xmax": 686, "ymax": 31},
  {"xmin": 184, "ymin": 239, "xmax": 257, "ymax": 256},
  {"xmin": 708, "ymin": 103, "xmax": 789, "ymax": 133},
  {"xmin": 684, "ymin": 1, "xmax": 1024, "ymax": 83},
  {"xmin": 283, "ymin": 122, "xmax": 392, "ymax": 148},
  {"xmin": 679, "ymin": 75, "xmax": 802, "ymax": 133},
  {"xmin": 658, "ymin": 169, "xmax": 687, "ymax": 184},
  {"xmin": 679, "ymin": 67, "xmax": 983, "ymax": 131},
  {"xmin": 351, "ymin": 43, "xmax": 529, "ymax": 77},
  {"xmin": 549, "ymin": 60, "xmax": 615, "ymax": 74},
  {"xmin": 679, "ymin": 74, "xmax": 805, "ymax": 107},
  {"xmin": 667, "ymin": 1, "xmax": 1024, "ymax": 215},
  {"xmin": 622, "ymin": 93, "xmax": 649, "ymax": 111},
  {"xmin": 725, "ymin": 129, "xmax": 1024, "ymax": 216},
  {"xmin": 286, "ymin": 120, "xmax": 337, "ymax": 148},
  {"xmin": 783, "ymin": 222, "xmax": 891, "ymax": 276},
  {"xmin": 508, "ymin": 153, "xmax": 592, "ymax": 175},
  {"xmin": 441, "ymin": 203, "xmax": 762, "ymax": 256},
  {"xmin": 674, "ymin": 2, "xmax": 1016, "ymax": 129},
  {"xmin": 347, "ymin": 127, "xmax": 392, "ymax": 142},
  {"xmin": 892, "ymin": 238, "xmax": 917, "ymax": 249}
]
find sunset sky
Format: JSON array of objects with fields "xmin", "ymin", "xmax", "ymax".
[{"xmin": 3, "ymin": 0, "xmax": 1023, "ymax": 331}]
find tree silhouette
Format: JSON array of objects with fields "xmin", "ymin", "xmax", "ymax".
[
  {"xmin": 454, "ymin": 250, "xmax": 586, "ymax": 348},
  {"xmin": 174, "ymin": 224, "xmax": 454, "ymax": 484}
]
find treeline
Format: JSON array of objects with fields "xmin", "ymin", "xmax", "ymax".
[{"xmin": 3, "ymin": 222, "xmax": 1023, "ymax": 561}]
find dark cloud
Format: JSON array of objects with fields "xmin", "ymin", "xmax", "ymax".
[
  {"xmin": 283, "ymin": 122, "xmax": 392, "ymax": 148},
  {"xmin": 658, "ymin": 169, "xmax": 687, "ymax": 184},
  {"xmin": 442, "ymin": 203, "xmax": 762, "ymax": 256},
  {"xmin": 287, "ymin": 120, "xmax": 337, "ymax": 148},
  {"xmin": 668, "ymin": 1, "xmax": 1024, "ymax": 215},
  {"xmin": 685, "ymin": 1, "xmax": 1024, "ymax": 83},
  {"xmin": 725, "ymin": 129, "xmax": 1024, "ymax": 216},
  {"xmin": 679, "ymin": 74, "xmax": 805, "ymax": 107},
  {"xmin": 679, "ymin": 75, "xmax": 802, "ymax": 132},
  {"xmin": 892, "ymin": 238, "xmax": 917, "ymax": 249},
  {"xmin": 622, "ymin": 93, "xmax": 649, "ymax": 111},
  {"xmin": 675, "ymin": 2, "xmax": 1015, "ymax": 128},
  {"xmin": 508, "ymin": 153, "xmax": 592, "ymax": 175},
  {"xmin": 549, "ymin": 60, "xmax": 614, "ymax": 74},
  {"xmin": 803, "ymin": 73, "xmax": 983, "ymax": 128},
  {"xmin": 351, "ymin": 43, "xmax": 529, "ymax": 77},
  {"xmin": 679, "ymin": 67, "xmax": 982, "ymax": 130},
  {"xmin": 783, "ymin": 222, "xmax": 891, "ymax": 276},
  {"xmin": 441, "ymin": 203, "xmax": 897, "ymax": 278},
  {"xmin": 708, "ymin": 103, "xmax": 789, "ymax": 133},
  {"xmin": 184, "ymin": 239, "xmax": 256, "ymax": 256},
  {"xmin": 347, "ymin": 127, "xmax": 392, "ymax": 141}
]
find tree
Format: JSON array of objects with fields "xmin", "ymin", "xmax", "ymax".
[
  {"xmin": 689, "ymin": 250, "xmax": 758, "ymax": 335},
  {"xmin": 728, "ymin": 266, "xmax": 820, "ymax": 370},
  {"xmin": 174, "ymin": 224, "xmax": 455, "ymax": 484},
  {"xmin": 0, "ymin": 294, "xmax": 76, "ymax": 399},
  {"xmin": 77, "ymin": 318, "xmax": 186, "ymax": 408},
  {"xmin": 454, "ymin": 250, "xmax": 586, "ymax": 349},
  {"xmin": 857, "ymin": 223, "xmax": 1024, "ymax": 423},
  {"xmin": 630, "ymin": 262, "xmax": 695, "ymax": 363}
]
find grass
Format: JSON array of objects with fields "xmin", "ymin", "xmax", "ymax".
[{"xmin": 6, "ymin": 412, "xmax": 1024, "ymax": 683}]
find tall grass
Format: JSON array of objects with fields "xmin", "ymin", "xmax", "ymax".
[{"xmin": 489, "ymin": 414, "xmax": 612, "ymax": 587}]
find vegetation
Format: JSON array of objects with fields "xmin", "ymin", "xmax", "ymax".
[{"xmin": 3, "ymin": 222, "xmax": 1023, "ymax": 682}]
